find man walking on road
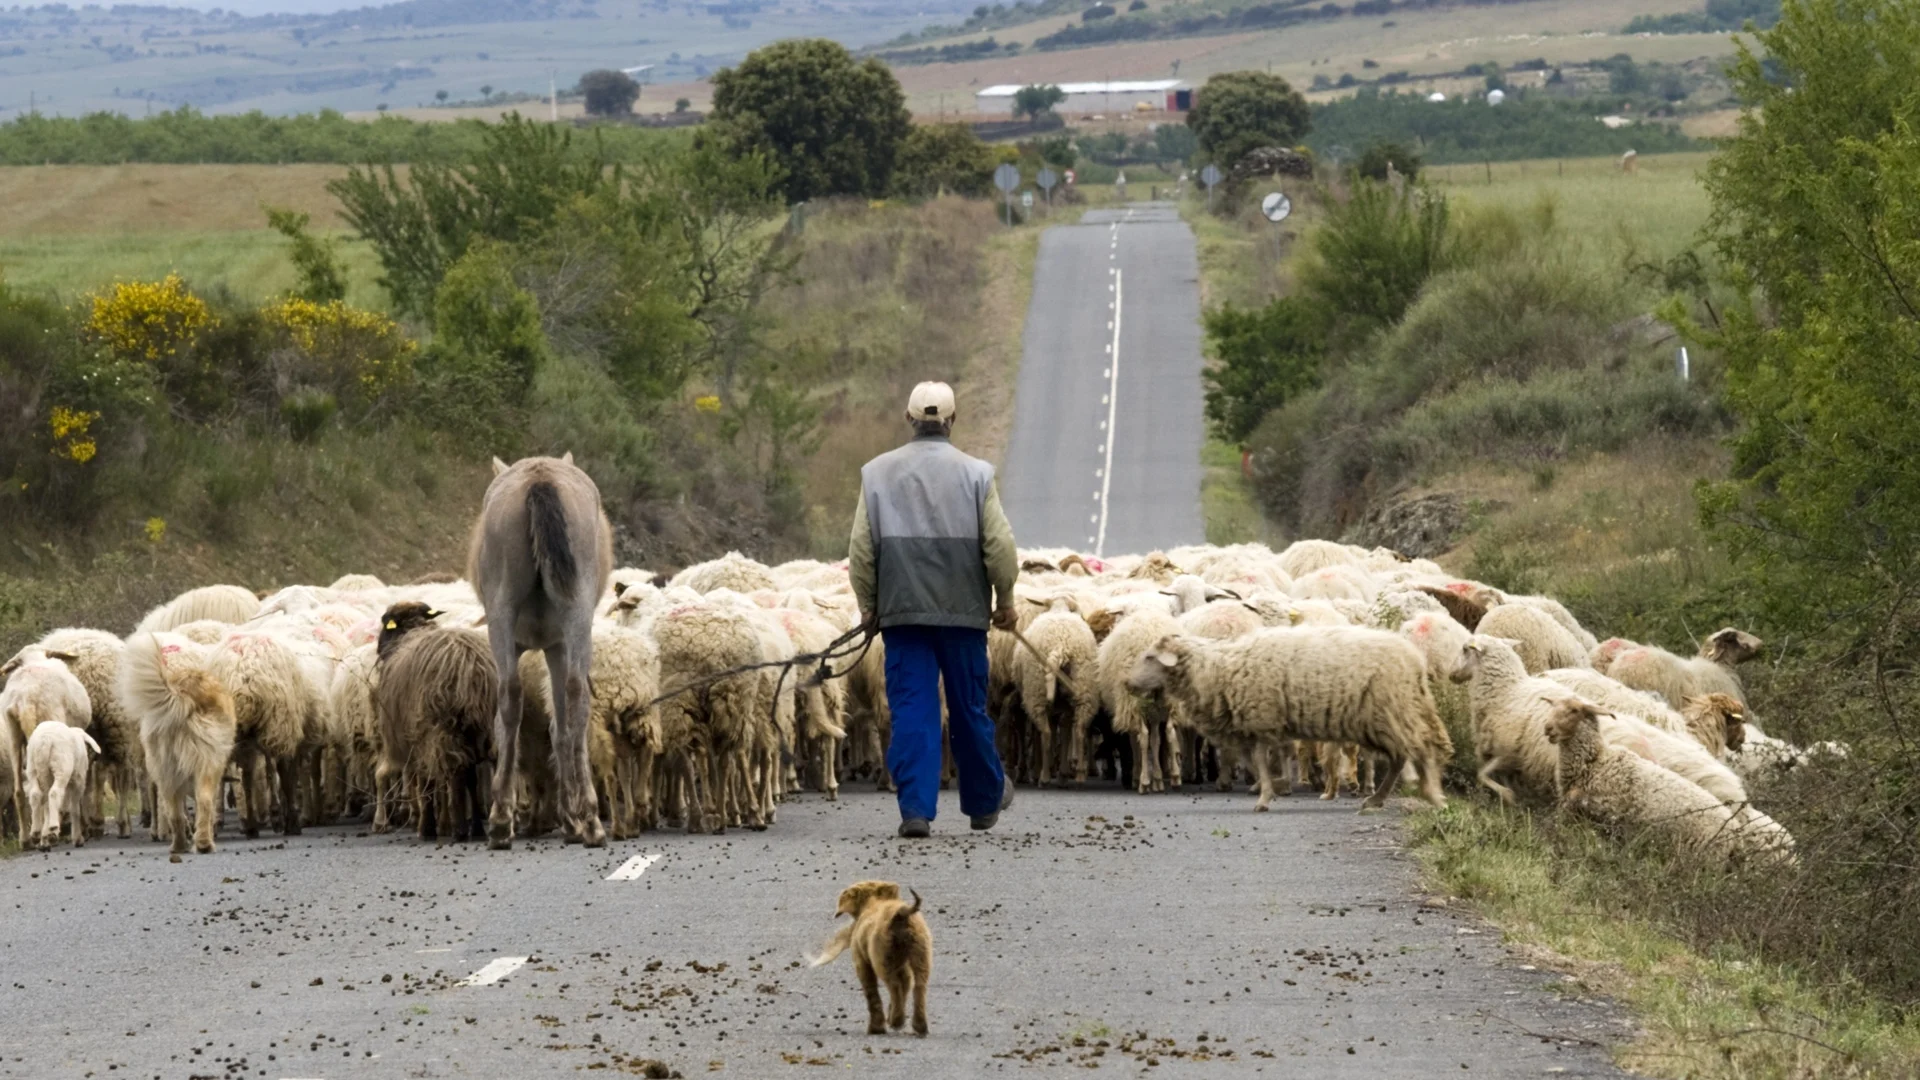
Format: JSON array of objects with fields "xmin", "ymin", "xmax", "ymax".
[{"xmin": 849, "ymin": 382, "xmax": 1020, "ymax": 839}]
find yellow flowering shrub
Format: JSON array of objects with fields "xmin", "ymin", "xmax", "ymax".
[
  {"xmin": 694, "ymin": 394, "xmax": 723, "ymax": 414},
  {"xmin": 144, "ymin": 517, "xmax": 167, "ymax": 544},
  {"xmin": 264, "ymin": 298, "xmax": 417, "ymax": 409},
  {"xmin": 48, "ymin": 406, "xmax": 100, "ymax": 464},
  {"xmin": 87, "ymin": 274, "xmax": 214, "ymax": 363}
]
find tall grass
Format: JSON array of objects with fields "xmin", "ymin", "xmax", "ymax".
[{"xmin": 0, "ymin": 230, "xmax": 389, "ymax": 309}]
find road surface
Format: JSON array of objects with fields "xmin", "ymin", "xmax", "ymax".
[
  {"xmin": 0, "ymin": 789, "xmax": 1629, "ymax": 1078},
  {"xmin": 1000, "ymin": 203, "xmax": 1208, "ymax": 556}
]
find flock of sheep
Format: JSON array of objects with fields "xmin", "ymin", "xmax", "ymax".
[{"xmin": 0, "ymin": 537, "xmax": 1840, "ymax": 863}]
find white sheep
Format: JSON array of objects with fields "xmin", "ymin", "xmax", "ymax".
[
  {"xmin": 1609, "ymin": 628, "xmax": 1763, "ymax": 707},
  {"xmin": 1505, "ymin": 595, "xmax": 1599, "ymax": 651},
  {"xmin": 1015, "ymin": 600, "xmax": 1099, "ymax": 786},
  {"xmin": 206, "ymin": 625, "xmax": 323, "ymax": 837},
  {"xmin": 120, "ymin": 632, "xmax": 237, "ymax": 860},
  {"xmin": 1546, "ymin": 697, "xmax": 1791, "ymax": 864},
  {"xmin": 1128, "ymin": 626, "xmax": 1452, "ymax": 811},
  {"xmin": 25, "ymin": 721, "xmax": 99, "ymax": 849},
  {"xmin": 0, "ymin": 646, "xmax": 92, "ymax": 841},
  {"xmin": 1288, "ymin": 564, "xmax": 1375, "ymax": 604},
  {"xmin": 1476, "ymin": 603, "xmax": 1589, "ymax": 674},
  {"xmin": 133, "ymin": 584, "xmax": 262, "ymax": 635},
  {"xmin": 672, "ymin": 551, "xmax": 777, "ymax": 594},
  {"xmin": 650, "ymin": 598, "xmax": 770, "ymax": 833},
  {"xmin": 36, "ymin": 628, "xmax": 141, "ymax": 839},
  {"xmin": 1276, "ymin": 539, "xmax": 1366, "ymax": 579},
  {"xmin": 1095, "ymin": 606, "xmax": 1184, "ymax": 793}
]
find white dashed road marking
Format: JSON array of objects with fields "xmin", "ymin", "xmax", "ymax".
[
  {"xmin": 607, "ymin": 853, "xmax": 660, "ymax": 881},
  {"xmin": 1095, "ymin": 269, "xmax": 1123, "ymax": 557},
  {"xmin": 457, "ymin": 956, "xmax": 530, "ymax": 987}
]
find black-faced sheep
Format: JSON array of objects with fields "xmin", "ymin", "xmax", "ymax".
[{"xmin": 374, "ymin": 602, "xmax": 496, "ymax": 842}]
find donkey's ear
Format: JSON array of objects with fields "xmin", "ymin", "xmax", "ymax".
[{"xmin": 491, "ymin": 457, "xmax": 509, "ymax": 477}]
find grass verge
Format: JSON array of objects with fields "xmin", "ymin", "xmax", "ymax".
[
  {"xmin": 1201, "ymin": 438, "xmax": 1278, "ymax": 545},
  {"xmin": 1407, "ymin": 801, "xmax": 1920, "ymax": 1079}
]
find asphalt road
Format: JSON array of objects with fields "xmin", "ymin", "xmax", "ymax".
[
  {"xmin": 1000, "ymin": 203, "xmax": 1208, "ymax": 556},
  {"xmin": 0, "ymin": 788, "xmax": 1630, "ymax": 1079}
]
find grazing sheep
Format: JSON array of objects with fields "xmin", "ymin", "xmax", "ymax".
[
  {"xmin": 133, "ymin": 584, "xmax": 261, "ymax": 635},
  {"xmin": 1096, "ymin": 607, "xmax": 1184, "ymax": 793},
  {"xmin": 470, "ymin": 453, "xmax": 614, "ymax": 849},
  {"xmin": 1609, "ymin": 628, "xmax": 1763, "ymax": 708},
  {"xmin": 1128, "ymin": 627, "xmax": 1451, "ymax": 811},
  {"xmin": 1014, "ymin": 600, "xmax": 1099, "ymax": 786},
  {"xmin": 1546, "ymin": 697, "xmax": 1790, "ymax": 864},
  {"xmin": 1544, "ymin": 668, "xmax": 1690, "ymax": 738},
  {"xmin": 120, "ymin": 633, "xmax": 237, "ymax": 860},
  {"xmin": 34, "ymin": 628, "xmax": 140, "ymax": 838},
  {"xmin": 672, "ymin": 551, "xmax": 777, "ymax": 594},
  {"xmin": 374, "ymin": 602, "xmax": 497, "ymax": 842},
  {"xmin": 1476, "ymin": 603, "xmax": 1589, "ymax": 674},
  {"xmin": 25, "ymin": 722, "xmax": 99, "ymax": 849},
  {"xmin": 1589, "ymin": 637, "xmax": 1638, "ymax": 674},
  {"xmin": 0, "ymin": 646, "xmax": 92, "ymax": 840}
]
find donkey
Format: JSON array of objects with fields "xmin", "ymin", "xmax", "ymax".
[{"xmin": 468, "ymin": 453, "xmax": 614, "ymax": 849}]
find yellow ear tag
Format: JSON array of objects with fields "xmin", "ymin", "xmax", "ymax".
[{"xmin": 384, "ymin": 620, "xmax": 397, "ymax": 630}]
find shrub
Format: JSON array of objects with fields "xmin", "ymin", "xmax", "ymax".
[
  {"xmin": 1299, "ymin": 181, "xmax": 1456, "ymax": 341},
  {"xmin": 1201, "ymin": 296, "xmax": 1326, "ymax": 445},
  {"xmin": 279, "ymin": 388, "xmax": 338, "ymax": 442},
  {"xmin": 264, "ymin": 298, "xmax": 417, "ymax": 418},
  {"xmin": 1353, "ymin": 140, "xmax": 1421, "ymax": 181},
  {"xmin": 265, "ymin": 207, "xmax": 348, "ymax": 304},
  {"xmin": 891, "ymin": 123, "xmax": 998, "ymax": 198},
  {"xmin": 86, "ymin": 273, "xmax": 215, "ymax": 366}
]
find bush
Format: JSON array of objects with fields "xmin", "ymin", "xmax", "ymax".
[
  {"xmin": 1186, "ymin": 71, "xmax": 1311, "ymax": 169},
  {"xmin": 1353, "ymin": 140, "xmax": 1421, "ymax": 181},
  {"xmin": 891, "ymin": 123, "xmax": 998, "ymax": 198},
  {"xmin": 1307, "ymin": 89, "xmax": 1698, "ymax": 165},
  {"xmin": 280, "ymin": 388, "xmax": 338, "ymax": 442},
  {"xmin": 265, "ymin": 207, "xmax": 348, "ymax": 304},
  {"xmin": 1298, "ymin": 181, "xmax": 1456, "ymax": 340},
  {"xmin": 1201, "ymin": 296, "xmax": 1326, "ymax": 445},
  {"xmin": 262, "ymin": 297, "xmax": 417, "ymax": 419},
  {"xmin": 578, "ymin": 69, "xmax": 641, "ymax": 117}
]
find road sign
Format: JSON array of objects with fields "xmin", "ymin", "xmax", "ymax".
[
  {"xmin": 1261, "ymin": 191, "xmax": 1292, "ymax": 223},
  {"xmin": 1200, "ymin": 164, "xmax": 1222, "ymax": 188},
  {"xmin": 993, "ymin": 163, "xmax": 1021, "ymax": 193},
  {"xmin": 1065, "ymin": 169, "xmax": 1076, "ymax": 185},
  {"xmin": 1036, "ymin": 167, "xmax": 1058, "ymax": 191},
  {"xmin": 1021, "ymin": 190, "xmax": 1034, "ymax": 209}
]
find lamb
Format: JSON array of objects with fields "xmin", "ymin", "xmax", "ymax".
[
  {"xmin": 672, "ymin": 551, "xmax": 777, "ymax": 594},
  {"xmin": 1096, "ymin": 606, "xmax": 1184, "ymax": 793},
  {"xmin": 1128, "ymin": 626, "xmax": 1451, "ymax": 811},
  {"xmin": 1546, "ymin": 697, "xmax": 1790, "ymax": 864},
  {"xmin": 1475, "ymin": 603, "xmax": 1589, "ymax": 674},
  {"xmin": 119, "ymin": 633, "xmax": 237, "ymax": 860},
  {"xmin": 1609, "ymin": 628, "xmax": 1763, "ymax": 707},
  {"xmin": 1014, "ymin": 600, "xmax": 1099, "ymax": 785},
  {"xmin": 133, "ymin": 584, "xmax": 261, "ymax": 635},
  {"xmin": 24, "ymin": 722, "xmax": 100, "ymax": 850},
  {"xmin": 0, "ymin": 646, "xmax": 92, "ymax": 840},
  {"xmin": 374, "ymin": 602, "xmax": 497, "ymax": 842},
  {"xmin": 37, "ymin": 628, "xmax": 141, "ymax": 840}
]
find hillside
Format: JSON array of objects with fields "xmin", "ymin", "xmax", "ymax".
[
  {"xmin": 0, "ymin": 0, "xmax": 965, "ymax": 118},
  {"xmin": 878, "ymin": 0, "xmax": 1748, "ymax": 114}
]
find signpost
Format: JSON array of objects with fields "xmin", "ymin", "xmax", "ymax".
[
  {"xmin": 1036, "ymin": 166, "xmax": 1058, "ymax": 208},
  {"xmin": 1200, "ymin": 163, "xmax": 1223, "ymax": 211},
  {"xmin": 993, "ymin": 162, "xmax": 1021, "ymax": 226},
  {"xmin": 1261, "ymin": 190, "xmax": 1292, "ymax": 260},
  {"xmin": 1021, "ymin": 190, "xmax": 1034, "ymax": 212}
]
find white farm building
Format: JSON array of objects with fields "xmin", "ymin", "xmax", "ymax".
[{"xmin": 973, "ymin": 79, "xmax": 1191, "ymax": 116}]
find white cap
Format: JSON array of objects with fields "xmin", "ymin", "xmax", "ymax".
[{"xmin": 906, "ymin": 381, "xmax": 956, "ymax": 423}]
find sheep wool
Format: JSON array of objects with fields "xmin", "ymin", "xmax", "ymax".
[
  {"xmin": 24, "ymin": 721, "xmax": 99, "ymax": 850},
  {"xmin": 1095, "ymin": 606, "xmax": 1183, "ymax": 793},
  {"xmin": 1015, "ymin": 602, "xmax": 1100, "ymax": 785},
  {"xmin": 1477, "ymin": 603, "xmax": 1589, "ymax": 674},
  {"xmin": 132, "ymin": 584, "xmax": 261, "ymax": 636},
  {"xmin": 1609, "ymin": 628, "xmax": 1762, "ymax": 708}
]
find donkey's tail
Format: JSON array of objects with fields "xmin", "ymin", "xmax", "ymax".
[{"xmin": 527, "ymin": 480, "xmax": 578, "ymax": 598}]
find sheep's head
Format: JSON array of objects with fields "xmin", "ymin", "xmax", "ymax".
[
  {"xmin": 1020, "ymin": 557, "xmax": 1059, "ymax": 574},
  {"xmin": 1544, "ymin": 698, "xmax": 1604, "ymax": 746},
  {"xmin": 1083, "ymin": 606, "xmax": 1121, "ymax": 642},
  {"xmin": 834, "ymin": 880, "xmax": 901, "ymax": 919},
  {"xmin": 1126, "ymin": 635, "xmax": 1192, "ymax": 693},
  {"xmin": 1417, "ymin": 585, "xmax": 1488, "ymax": 630},
  {"xmin": 1448, "ymin": 639, "xmax": 1486, "ymax": 684},
  {"xmin": 378, "ymin": 601, "xmax": 443, "ymax": 659},
  {"xmin": 1683, "ymin": 692, "xmax": 1748, "ymax": 752},
  {"xmin": 1703, "ymin": 628, "xmax": 1763, "ymax": 665},
  {"xmin": 1590, "ymin": 637, "xmax": 1634, "ymax": 673},
  {"xmin": 1058, "ymin": 552, "xmax": 1091, "ymax": 577}
]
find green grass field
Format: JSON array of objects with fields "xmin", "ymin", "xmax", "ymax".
[
  {"xmin": 1432, "ymin": 151, "xmax": 1715, "ymax": 269},
  {"xmin": 0, "ymin": 229, "xmax": 388, "ymax": 309}
]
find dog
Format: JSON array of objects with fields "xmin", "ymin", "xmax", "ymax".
[{"xmin": 808, "ymin": 880, "xmax": 932, "ymax": 1036}]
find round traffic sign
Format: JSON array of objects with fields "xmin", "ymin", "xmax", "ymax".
[
  {"xmin": 1200, "ymin": 163, "xmax": 1223, "ymax": 188},
  {"xmin": 1261, "ymin": 191, "xmax": 1292, "ymax": 223},
  {"xmin": 993, "ymin": 163, "xmax": 1021, "ymax": 194},
  {"xmin": 1036, "ymin": 167, "xmax": 1058, "ymax": 191}
]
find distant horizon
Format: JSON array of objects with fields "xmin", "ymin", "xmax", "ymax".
[{"xmin": 163, "ymin": 0, "xmax": 378, "ymax": 13}]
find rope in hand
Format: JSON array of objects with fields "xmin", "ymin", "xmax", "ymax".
[{"xmin": 641, "ymin": 619, "xmax": 877, "ymax": 715}]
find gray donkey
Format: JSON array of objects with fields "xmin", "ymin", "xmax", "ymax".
[{"xmin": 468, "ymin": 453, "xmax": 614, "ymax": 849}]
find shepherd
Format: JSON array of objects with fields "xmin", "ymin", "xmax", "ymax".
[
  {"xmin": 470, "ymin": 452, "xmax": 614, "ymax": 850},
  {"xmin": 848, "ymin": 382, "xmax": 1019, "ymax": 838}
]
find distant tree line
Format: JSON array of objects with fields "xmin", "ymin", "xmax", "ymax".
[
  {"xmin": 1032, "ymin": 0, "xmax": 1588, "ymax": 51},
  {"xmin": 1625, "ymin": 0, "xmax": 1780, "ymax": 33},
  {"xmin": 1307, "ymin": 89, "xmax": 1698, "ymax": 165},
  {"xmin": 0, "ymin": 107, "xmax": 677, "ymax": 166}
]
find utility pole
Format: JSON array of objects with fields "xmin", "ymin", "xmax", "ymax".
[{"xmin": 550, "ymin": 71, "xmax": 558, "ymax": 122}]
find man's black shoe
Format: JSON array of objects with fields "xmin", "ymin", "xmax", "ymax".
[
  {"xmin": 898, "ymin": 817, "xmax": 931, "ymax": 839},
  {"xmin": 970, "ymin": 778, "xmax": 1015, "ymax": 831}
]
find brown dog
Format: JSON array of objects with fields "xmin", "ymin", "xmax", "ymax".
[{"xmin": 808, "ymin": 880, "xmax": 932, "ymax": 1036}]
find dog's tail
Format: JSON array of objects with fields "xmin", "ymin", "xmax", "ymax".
[
  {"xmin": 807, "ymin": 922, "xmax": 854, "ymax": 968},
  {"xmin": 887, "ymin": 888, "xmax": 924, "ymax": 957}
]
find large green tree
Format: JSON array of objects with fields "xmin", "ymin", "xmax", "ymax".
[
  {"xmin": 1185, "ymin": 71, "xmax": 1310, "ymax": 168},
  {"xmin": 579, "ymin": 69, "xmax": 641, "ymax": 116},
  {"xmin": 1692, "ymin": 0, "xmax": 1920, "ymax": 637},
  {"xmin": 707, "ymin": 39, "xmax": 912, "ymax": 203},
  {"xmin": 891, "ymin": 123, "xmax": 998, "ymax": 198},
  {"xmin": 1201, "ymin": 296, "xmax": 1326, "ymax": 444}
]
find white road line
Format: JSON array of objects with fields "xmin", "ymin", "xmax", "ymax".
[
  {"xmin": 457, "ymin": 956, "xmax": 530, "ymax": 987},
  {"xmin": 1095, "ymin": 268, "xmax": 1123, "ymax": 558},
  {"xmin": 606, "ymin": 853, "xmax": 659, "ymax": 881}
]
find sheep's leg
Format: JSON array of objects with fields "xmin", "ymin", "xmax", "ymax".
[
  {"xmin": 115, "ymin": 766, "xmax": 133, "ymax": 838},
  {"xmin": 1415, "ymin": 754, "xmax": 1445, "ymax": 808},
  {"xmin": 371, "ymin": 756, "xmax": 396, "ymax": 834},
  {"xmin": 1364, "ymin": 752, "xmax": 1410, "ymax": 811},
  {"xmin": 1320, "ymin": 742, "xmax": 1342, "ymax": 801},
  {"xmin": 66, "ymin": 772, "xmax": 87, "ymax": 848},
  {"xmin": 276, "ymin": 754, "xmax": 302, "ymax": 836},
  {"xmin": 164, "ymin": 780, "xmax": 192, "ymax": 861},
  {"xmin": 147, "ymin": 779, "xmax": 163, "ymax": 841},
  {"xmin": 236, "ymin": 752, "xmax": 261, "ymax": 839},
  {"xmin": 191, "ymin": 765, "xmax": 220, "ymax": 855},
  {"xmin": 27, "ymin": 777, "xmax": 48, "ymax": 850},
  {"xmin": 485, "ymin": 631, "xmax": 522, "ymax": 851},
  {"xmin": 1250, "ymin": 743, "xmax": 1277, "ymax": 811},
  {"xmin": 820, "ymin": 735, "xmax": 839, "ymax": 802},
  {"xmin": 1475, "ymin": 757, "xmax": 1516, "ymax": 805},
  {"xmin": 1033, "ymin": 715, "xmax": 1055, "ymax": 787},
  {"xmin": 1215, "ymin": 743, "xmax": 1237, "ymax": 793},
  {"xmin": 682, "ymin": 751, "xmax": 708, "ymax": 835},
  {"xmin": 1071, "ymin": 711, "xmax": 1093, "ymax": 785}
]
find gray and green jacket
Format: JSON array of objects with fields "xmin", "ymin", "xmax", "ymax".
[{"xmin": 848, "ymin": 433, "xmax": 1019, "ymax": 631}]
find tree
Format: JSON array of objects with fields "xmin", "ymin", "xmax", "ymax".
[
  {"xmin": 674, "ymin": 97, "xmax": 692, "ymax": 113},
  {"xmin": 481, "ymin": 84, "xmax": 494, "ymax": 99},
  {"xmin": 891, "ymin": 122, "xmax": 998, "ymax": 198},
  {"xmin": 1083, "ymin": 2, "xmax": 1116, "ymax": 18},
  {"xmin": 265, "ymin": 207, "xmax": 348, "ymax": 303},
  {"xmin": 1201, "ymin": 296, "xmax": 1326, "ymax": 444},
  {"xmin": 1012, "ymin": 83, "xmax": 1066, "ymax": 122},
  {"xmin": 1186, "ymin": 71, "xmax": 1311, "ymax": 168},
  {"xmin": 1353, "ymin": 140, "xmax": 1421, "ymax": 181},
  {"xmin": 1689, "ymin": 0, "xmax": 1920, "ymax": 637},
  {"xmin": 579, "ymin": 69, "xmax": 641, "ymax": 116},
  {"xmin": 435, "ymin": 89, "xmax": 449, "ymax": 103},
  {"xmin": 707, "ymin": 39, "xmax": 912, "ymax": 203},
  {"xmin": 1152, "ymin": 122, "xmax": 1196, "ymax": 164}
]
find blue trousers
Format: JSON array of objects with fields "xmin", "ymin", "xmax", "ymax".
[{"xmin": 882, "ymin": 625, "xmax": 1006, "ymax": 822}]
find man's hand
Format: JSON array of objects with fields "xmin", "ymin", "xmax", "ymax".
[
  {"xmin": 991, "ymin": 606, "xmax": 1018, "ymax": 632},
  {"xmin": 861, "ymin": 611, "xmax": 879, "ymax": 636}
]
